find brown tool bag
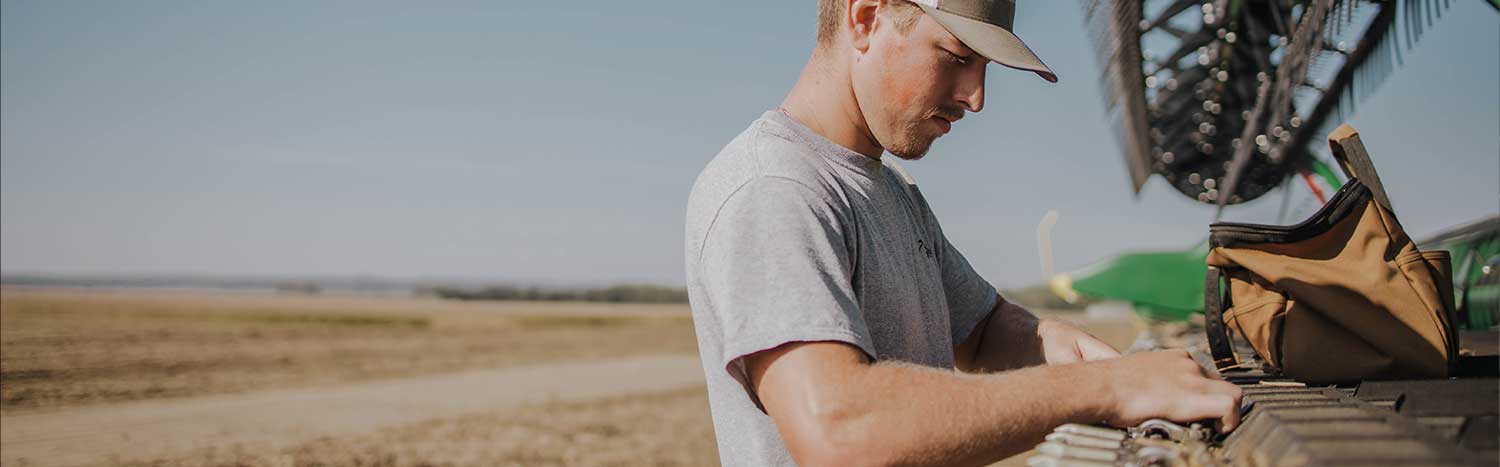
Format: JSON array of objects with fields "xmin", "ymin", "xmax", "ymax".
[{"xmin": 1203, "ymin": 124, "xmax": 1458, "ymax": 385}]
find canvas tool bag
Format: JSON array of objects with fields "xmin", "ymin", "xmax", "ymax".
[{"xmin": 1202, "ymin": 124, "xmax": 1458, "ymax": 385}]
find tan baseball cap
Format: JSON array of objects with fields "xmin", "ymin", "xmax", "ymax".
[{"xmin": 909, "ymin": 0, "xmax": 1057, "ymax": 83}]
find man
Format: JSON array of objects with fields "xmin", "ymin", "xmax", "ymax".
[{"xmin": 683, "ymin": 0, "xmax": 1243, "ymax": 465}]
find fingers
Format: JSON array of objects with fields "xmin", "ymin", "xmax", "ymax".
[
  {"xmin": 1076, "ymin": 336, "xmax": 1121, "ymax": 361},
  {"xmin": 1181, "ymin": 380, "xmax": 1243, "ymax": 432},
  {"xmin": 1214, "ymin": 381, "xmax": 1244, "ymax": 432},
  {"xmin": 1165, "ymin": 351, "xmax": 1243, "ymax": 431},
  {"xmin": 1108, "ymin": 350, "xmax": 1244, "ymax": 432},
  {"xmin": 1043, "ymin": 321, "xmax": 1121, "ymax": 363},
  {"xmin": 1197, "ymin": 359, "xmax": 1224, "ymax": 380}
]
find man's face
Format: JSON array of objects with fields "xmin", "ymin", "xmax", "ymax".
[{"xmin": 851, "ymin": 10, "xmax": 988, "ymax": 160}]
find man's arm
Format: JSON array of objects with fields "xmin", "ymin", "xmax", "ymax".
[
  {"xmin": 955, "ymin": 294, "xmax": 1122, "ymax": 373},
  {"xmin": 749, "ymin": 341, "xmax": 1241, "ymax": 466}
]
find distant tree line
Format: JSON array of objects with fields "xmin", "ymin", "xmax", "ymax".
[{"xmin": 420, "ymin": 284, "xmax": 689, "ymax": 304}]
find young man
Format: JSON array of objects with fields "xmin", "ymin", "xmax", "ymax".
[{"xmin": 683, "ymin": 0, "xmax": 1243, "ymax": 465}]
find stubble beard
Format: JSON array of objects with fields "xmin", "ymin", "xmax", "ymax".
[
  {"xmin": 885, "ymin": 106, "xmax": 963, "ymax": 160},
  {"xmin": 884, "ymin": 117, "xmax": 940, "ymax": 161}
]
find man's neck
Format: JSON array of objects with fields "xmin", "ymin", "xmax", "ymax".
[{"xmin": 779, "ymin": 52, "xmax": 884, "ymax": 160}]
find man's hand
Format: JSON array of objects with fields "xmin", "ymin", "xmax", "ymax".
[
  {"xmin": 1098, "ymin": 349, "xmax": 1243, "ymax": 431},
  {"xmin": 1037, "ymin": 318, "xmax": 1122, "ymax": 364},
  {"xmin": 1035, "ymin": 320, "xmax": 1240, "ymax": 431},
  {"xmin": 957, "ymin": 298, "xmax": 1122, "ymax": 372}
]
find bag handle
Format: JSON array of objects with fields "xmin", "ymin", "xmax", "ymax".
[
  {"xmin": 1204, "ymin": 266, "xmax": 1238, "ymax": 370},
  {"xmin": 1327, "ymin": 124, "xmax": 1395, "ymax": 215}
]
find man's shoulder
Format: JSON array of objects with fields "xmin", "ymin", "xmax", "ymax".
[
  {"xmin": 688, "ymin": 114, "xmax": 844, "ymax": 212},
  {"xmin": 685, "ymin": 114, "xmax": 852, "ymax": 256}
]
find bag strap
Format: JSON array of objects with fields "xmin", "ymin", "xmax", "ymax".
[
  {"xmin": 1327, "ymin": 124, "xmax": 1395, "ymax": 215},
  {"xmin": 1204, "ymin": 266, "xmax": 1238, "ymax": 370}
]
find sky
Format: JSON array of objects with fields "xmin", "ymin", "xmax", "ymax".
[{"xmin": 2, "ymin": 1, "xmax": 1496, "ymax": 288}]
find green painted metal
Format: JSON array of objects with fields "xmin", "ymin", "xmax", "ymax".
[
  {"xmin": 1067, "ymin": 241, "xmax": 1209, "ymax": 321},
  {"xmin": 1418, "ymin": 217, "xmax": 1500, "ymax": 330}
]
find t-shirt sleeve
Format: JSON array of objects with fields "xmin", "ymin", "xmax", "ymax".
[
  {"xmin": 926, "ymin": 208, "xmax": 999, "ymax": 346},
  {"xmin": 697, "ymin": 176, "xmax": 875, "ymax": 407}
]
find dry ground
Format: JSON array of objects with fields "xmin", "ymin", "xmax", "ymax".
[
  {"xmin": 0, "ymin": 288, "xmax": 698, "ymax": 413},
  {"xmin": 4, "ymin": 354, "xmax": 707, "ymax": 467},
  {"xmin": 120, "ymin": 386, "xmax": 718, "ymax": 467},
  {"xmin": 0, "ymin": 288, "xmax": 1143, "ymax": 467}
]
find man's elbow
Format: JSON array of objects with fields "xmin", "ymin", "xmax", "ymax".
[
  {"xmin": 785, "ymin": 431, "xmax": 895, "ymax": 466},
  {"xmin": 779, "ymin": 404, "xmax": 898, "ymax": 466},
  {"xmin": 751, "ymin": 341, "xmax": 900, "ymax": 465},
  {"xmin": 787, "ymin": 442, "xmax": 856, "ymax": 467}
]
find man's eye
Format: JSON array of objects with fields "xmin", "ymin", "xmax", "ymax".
[{"xmin": 943, "ymin": 50, "xmax": 969, "ymax": 65}]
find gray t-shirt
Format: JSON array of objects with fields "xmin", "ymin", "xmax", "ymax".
[{"xmin": 684, "ymin": 110, "xmax": 999, "ymax": 465}]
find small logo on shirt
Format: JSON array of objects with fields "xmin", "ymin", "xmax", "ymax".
[{"xmin": 917, "ymin": 239, "xmax": 934, "ymax": 258}]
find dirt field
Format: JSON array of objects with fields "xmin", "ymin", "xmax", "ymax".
[
  {"xmin": 0, "ymin": 288, "xmax": 1143, "ymax": 467},
  {"xmin": 4, "ymin": 354, "xmax": 708, "ymax": 467},
  {"xmin": 0, "ymin": 288, "xmax": 698, "ymax": 413},
  {"xmin": 120, "ymin": 386, "xmax": 718, "ymax": 467}
]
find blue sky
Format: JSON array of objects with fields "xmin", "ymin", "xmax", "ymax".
[{"xmin": 2, "ymin": 1, "xmax": 1496, "ymax": 288}]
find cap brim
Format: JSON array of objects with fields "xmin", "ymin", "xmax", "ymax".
[{"xmin": 917, "ymin": 3, "xmax": 1057, "ymax": 83}]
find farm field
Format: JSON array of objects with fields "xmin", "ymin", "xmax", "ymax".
[
  {"xmin": 0, "ymin": 288, "xmax": 699, "ymax": 412},
  {"xmin": 118, "ymin": 386, "xmax": 720, "ymax": 467},
  {"xmin": 0, "ymin": 287, "xmax": 1140, "ymax": 467}
]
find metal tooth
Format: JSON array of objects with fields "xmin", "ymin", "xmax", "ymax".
[
  {"xmin": 1045, "ymin": 432, "xmax": 1122, "ymax": 450},
  {"xmin": 1037, "ymin": 441, "xmax": 1119, "ymax": 463},
  {"xmin": 1132, "ymin": 418, "xmax": 1211, "ymax": 442},
  {"xmin": 1054, "ymin": 423, "xmax": 1127, "ymax": 441},
  {"xmin": 1026, "ymin": 454, "xmax": 1115, "ymax": 467},
  {"xmin": 1133, "ymin": 419, "xmax": 1189, "ymax": 441}
]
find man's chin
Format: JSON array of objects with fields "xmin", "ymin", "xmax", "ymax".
[
  {"xmin": 887, "ymin": 138, "xmax": 936, "ymax": 161},
  {"xmin": 889, "ymin": 151, "xmax": 928, "ymax": 161}
]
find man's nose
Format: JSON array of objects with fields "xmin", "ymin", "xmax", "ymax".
[{"xmin": 957, "ymin": 64, "xmax": 986, "ymax": 113}]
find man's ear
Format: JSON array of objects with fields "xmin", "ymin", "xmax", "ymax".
[{"xmin": 846, "ymin": 0, "xmax": 881, "ymax": 53}]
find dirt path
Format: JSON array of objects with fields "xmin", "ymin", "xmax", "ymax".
[{"xmin": 1, "ymin": 354, "xmax": 705, "ymax": 467}]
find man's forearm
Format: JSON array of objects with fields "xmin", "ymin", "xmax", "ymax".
[
  {"xmin": 962, "ymin": 299, "xmax": 1046, "ymax": 372},
  {"xmin": 810, "ymin": 358, "xmax": 1111, "ymax": 465},
  {"xmin": 757, "ymin": 342, "xmax": 1242, "ymax": 466}
]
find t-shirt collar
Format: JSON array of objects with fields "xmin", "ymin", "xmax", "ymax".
[{"xmin": 763, "ymin": 110, "xmax": 884, "ymax": 176}]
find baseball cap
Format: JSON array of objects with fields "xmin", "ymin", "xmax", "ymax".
[{"xmin": 909, "ymin": 0, "xmax": 1057, "ymax": 83}]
